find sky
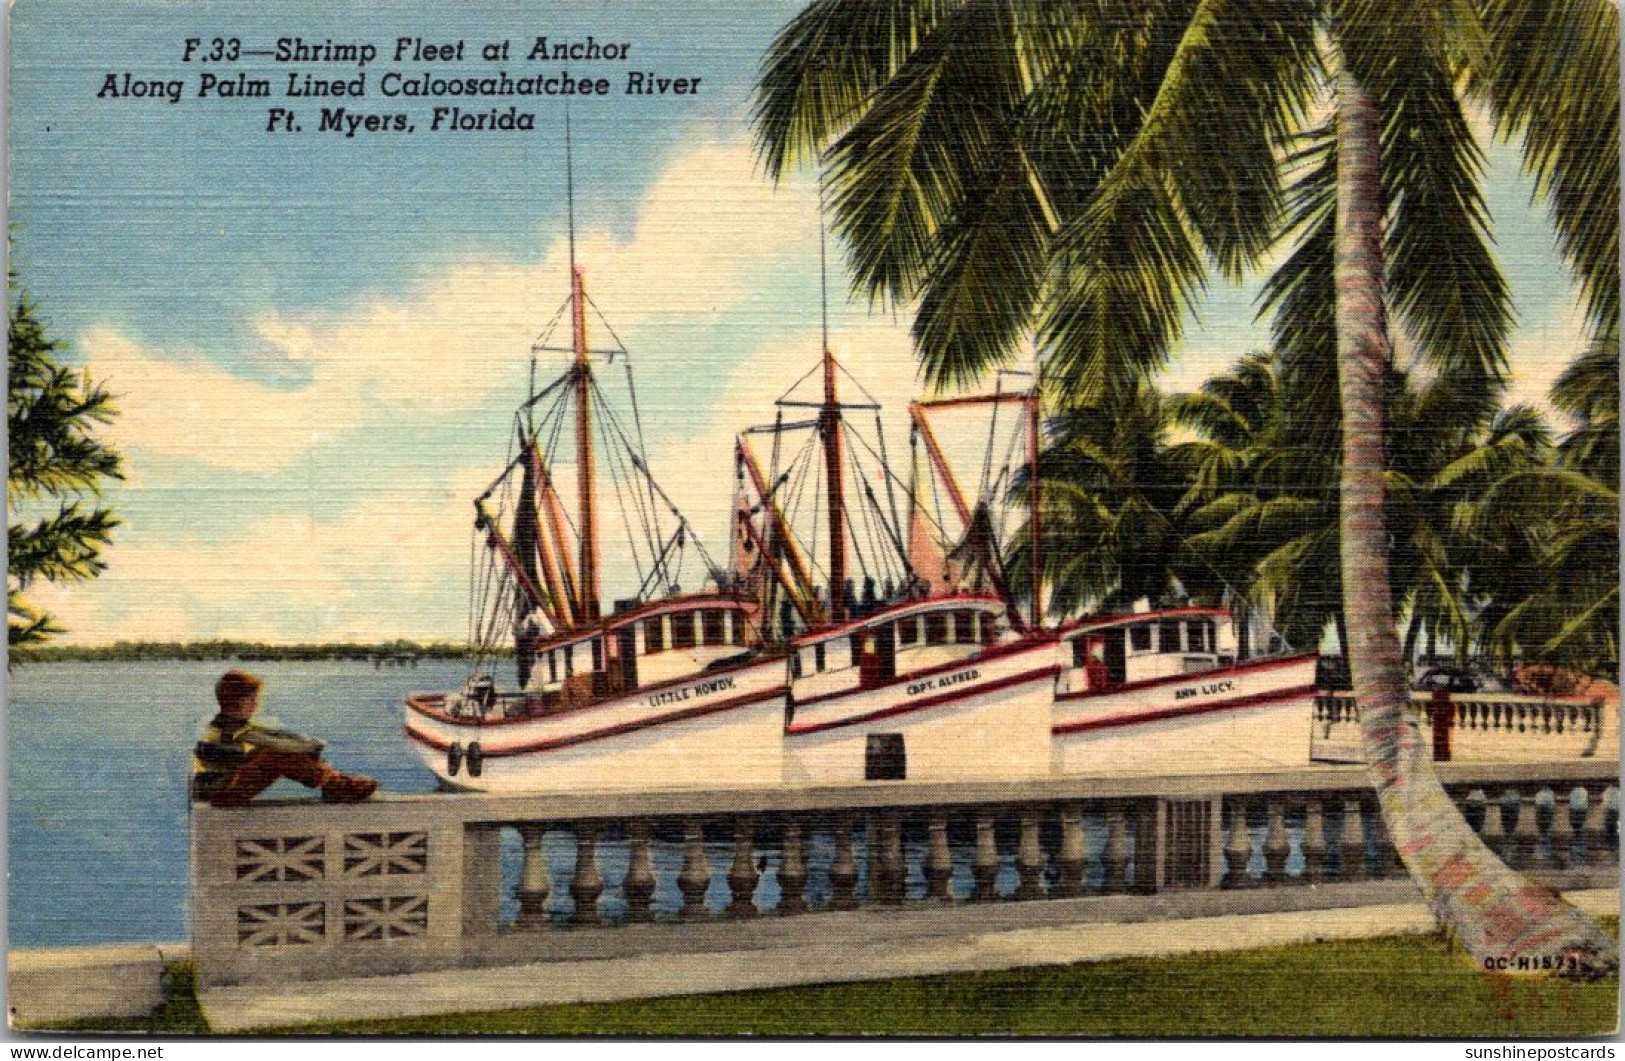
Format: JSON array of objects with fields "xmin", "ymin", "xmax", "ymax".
[{"xmin": 8, "ymin": 0, "xmax": 1597, "ymax": 645}]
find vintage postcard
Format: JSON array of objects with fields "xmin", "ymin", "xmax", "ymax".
[{"xmin": 6, "ymin": 0, "xmax": 1620, "ymax": 1042}]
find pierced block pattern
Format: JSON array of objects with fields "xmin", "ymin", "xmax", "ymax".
[
  {"xmin": 343, "ymin": 831, "xmax": 428, "ymax": 877},
  {"xmin": 235, "ymin": 836, "xmax": 326, "ymax": 882},
  {"xmin": 343, "ymin": 896, "xmax": 429, "ymax": 941},
  {"xmin": 237, "ymin": 902, "xmax": 326, "ymax": 946}
]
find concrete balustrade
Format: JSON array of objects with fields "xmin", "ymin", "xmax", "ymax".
[
  {"xmin": 191, "ymin": 760, "xmax": 1619, "ymax": 990},
  {"xmin": 1313, "ymin": 693, "xmax": 1613, "ymax": 763}
]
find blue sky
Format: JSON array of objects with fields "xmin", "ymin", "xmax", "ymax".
[{"xmin": 9, "ymin": 0, "xmax": 1594, "ymax": 644}]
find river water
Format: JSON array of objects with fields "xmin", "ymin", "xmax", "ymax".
[{"xmin": 9, "ymin": 659, "xmax": 1053, "ymax": 946}]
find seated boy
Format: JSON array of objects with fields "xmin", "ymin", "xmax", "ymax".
[{"xmin": 193, "ymin": 669, "xmax": 377, "ymax": 807}]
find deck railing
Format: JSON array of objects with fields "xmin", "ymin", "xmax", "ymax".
[{"xmin": 191, "ymin": 760, "xmax": 1619, "ymax": 988}]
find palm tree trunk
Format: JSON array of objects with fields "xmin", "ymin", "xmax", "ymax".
[{"xmin": 1332, "ymin": 55, "xmax": 1614, "ymax": 974}]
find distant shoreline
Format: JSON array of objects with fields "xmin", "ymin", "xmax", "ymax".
[{"xmin": 10, "ymin": 640, "xmax": 502, "ymax": 663}]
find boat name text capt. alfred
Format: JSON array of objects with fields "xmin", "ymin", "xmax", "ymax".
[
  {"xmin": 646, "ymin": 675, "xmax": 735, "ymax": 709},
  {"xmin": 907, "ymin": 669, "xmax": 981, "ymax": 697}
]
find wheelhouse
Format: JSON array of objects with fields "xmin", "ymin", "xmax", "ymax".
[
  {"xmin": 1055, "ymin": 607, "xmax": 1239, "ymax": 694},
  {"xmin": 529, "ymin": 593, "xmax": 757, "ymax": 696},
  {"xmin": 786, "ymin": 594, "xmax": 1006, "ymax": 701}
]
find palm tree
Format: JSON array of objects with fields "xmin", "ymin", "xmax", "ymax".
[
  {"xmin": 755, "ymin": 0, "xmax": 1618, "ymax": 969},
  {"xmin": 1009, "ymin": 382, "xmax": 1225, "ymax": 619},
  {"xmin": 1473, "ymin": 335, "xmax": 1619, "ymax": 674}
]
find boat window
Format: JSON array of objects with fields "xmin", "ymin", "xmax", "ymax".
[
  {"xmin": 672, "ymin": 612, "xmax": 697, "ymax": 649},
  {"xmin": 925, "ymin": 613, "xmax": 948, "ymax": 645},
  {"xmin": 727, "ymin": 611, "xmax": 743, "ymax": 646},
  {"xmin": 1129, "ymin": 624, "xmax": 1152, "ymax": 651},
  {"xmin": 953, "ymin": 610, "xmax": 975, "ymax": 644},
  {"xmin": 899, "ymin": 616, "xmax": 919, "ymax": 646},
  {"xmin": 980, "ymin": 613, "xmax": 997, "ymax": 644},
  {"xmin": 790, "ymin": 651, "xmax": 803, "ymax": 679},
  {"xmin": 1187, "ymin": 620, "xmax": 1209, "ymax": 653},
  {"xmin": 814, "ymin": 642, "xmax": 826, "ymax": 672},
  {"xmin": 644, "ymin": 616, "xmax": 665, "ymax": 653},
  {"xmin": 564, "ymin": 644, "xmax": 574, "ymax": 676},
  {"xmin": 702, "ymin": 609, "xmax": 726, "ymax": 647},
  {"xmin": 548, "ymin": 652, "xmax": 557, "ymax": 683},
  {"xmin": 591, "ymin": 639, "xmax": 604, "ymax": 670},
  {"xmin": 1158, "ymin": 620, "xmax": 1183, "ymax": 653}
]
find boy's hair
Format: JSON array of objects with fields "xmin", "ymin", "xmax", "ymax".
[{"xmin": 215, "ymin": 669, "xmax": 263, "ymax": 713}]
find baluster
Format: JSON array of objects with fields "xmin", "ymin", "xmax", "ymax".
[
  {"xmin": 830, "ymin": 814, "xmax": 859, "ymax": 910},
  {"xmin": 880, "ymin": 811, "xmax": 905, "ymax": 904},
  {"xmin": 1055, "ymin": 806, "xmax": 1086, "ymax": 898},
  {"xmin": 514, "ymin": 823, "xmax": 551, "ymax": 930},
  {"xmin": 727, "ymin": 817, "xmax": 759, "ymax": 917},
  {"xmin": 1263, "ymin": 800, "xmax": 1290, "ymax": 883},
  {"xmin": 1579, "ymin": 786, "xmax": 1607, "ymax": 863},
  {"xmin": 972, "ymin": 810, "xmax": 999, "ymax": 902},
  {"xmin": 1224, "ymin": 801, "xmax": 1252, "ymax": 888},
  {"xmin": 677, "ymin": 820, "xmax": 711, "ymax": 919},
  {"xmin": 1481, "ymin": 793, "xmax": 1508, "ymax": 862},
  {"xmin": 1369, "ymin": 803, "xmax": 1400, "ymax": 878},
  {"xmin": 622, "ymin": 820, "xmax": 656, "ymax": 922},
  {"xmin": 1607, "ymin": 786, "xmax": 1619, "ymax": 855},
  {"xmin": 1550, "ymin": 788, "xmax": 1577, "ymax": 868},
  {"xmin": 778, "ymin": 818, "xmax": 808, "ymax": 915},
  {"xmin": 1462, "ymin": 789, "xmax": 1487, "ymax": 836},
  {"xmin": 1510, "ymin": 790, "xmax": 1539, "ymax": 869},
  {"xmin": 1302, "ymin": 798, "xmax": 1327, "ymax": 883},
  {"xmin": 1338, "ymin": 798, "xmax": 1366, "ymax": 881},
  {"xmin": 1015, "ymin": 808, "xmax": 1045, "ymax": 900},
  {"xmin": 570, "ymin": 824, "xmax": 604, "ymax": 925},
  {"xmin": 864, "ymin": 812, "xmax": 884, "ymax": 904},
  {"xmin": 1104, "ymin": 809, "xmax": 1131, "ymax": 893},
  {"xmin": 925, "ymin": 810, "xmax": 954, "ymax": 902}
]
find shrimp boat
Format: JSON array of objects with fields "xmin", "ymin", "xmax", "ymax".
[
  {"xmin": 1050, "ymin": 607, "xmax": 1319, "ymax": 775},
  {"xmin": 735, "ymin": 349, "xmax": 1059, "ymax": 783},
  {"xmin": 403, "ymin": 263, "xmax": 786, "ymax": 792}
]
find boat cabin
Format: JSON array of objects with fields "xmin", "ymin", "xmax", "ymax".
[
  {"xmin": 528, "ymin": 594, "xmax": 755, "ymax": 696},
  {"xmin": 437, "ymin": 595, "xmax": 760, "ymax": 719},
  {"xmin": 1055, "ymin": 607, "xmax": 1238, "ymax": 695},
  {"xmin": 787, "ymin": 595, "xmax": 1005, "ymax": 702}
]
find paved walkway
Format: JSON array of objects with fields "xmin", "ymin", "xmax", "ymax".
[{"xmin": 196, "ymin": 885, "xmax": 1619, "ymax": 1032}]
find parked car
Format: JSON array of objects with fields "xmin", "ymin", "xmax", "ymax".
[{"xmin": 1416, "ymin": 666, "xmax": 1480, "ymax": 693}]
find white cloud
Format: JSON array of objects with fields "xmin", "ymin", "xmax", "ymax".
[{"xmin": 84, "ymin": 136, "xmax": 823, "ymax": 474}]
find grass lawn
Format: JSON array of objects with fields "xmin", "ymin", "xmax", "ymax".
[{"xmin": 59, "ymin": 920, "xmax": 1619, "ymax": 1038}]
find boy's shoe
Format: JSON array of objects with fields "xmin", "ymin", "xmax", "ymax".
[{"xmin": 322, "ymin": 774, "xmax": 379, "ymax": 803}]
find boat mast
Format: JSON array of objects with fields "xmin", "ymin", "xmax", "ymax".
[
  {"xmin": 818, "ymin": 219, "xmax": 846, "ymax": 623},
  {"xmin": 565, "ymin": 111, "xmax": 601, "ymax": 624},
  {"xmin": 1026, "ymin": 391, "xmax": 1041, "ymax": 631},
  {"xmin": 571, "ymin": 267, "xmax": 600, "ymax": 622}
]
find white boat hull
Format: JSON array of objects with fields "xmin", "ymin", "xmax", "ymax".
[
  {"xmin": 404, "ymin": 659, "xmax": 787, "ymax": 793},
  {"xmin": 784, "ymin": 639, "xmax": 1061, "ymax": 784},
  {"xmin": 1052, "ymin": 653, "xmax": 1320, "ymax": 776}
]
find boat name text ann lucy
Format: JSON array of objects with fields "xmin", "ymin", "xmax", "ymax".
[
  {"xmin": 646, "ymin": 675, "xmax": 736, "ymax": 709},
  {"xmin": 1174, "ymin": 679, "xmax": 1236, "ymax": 701},
  {"xmin": 907, "ymin": 669, "xmax": 981, "ymax": 697}
]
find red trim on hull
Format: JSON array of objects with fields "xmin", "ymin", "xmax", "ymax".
[
  {"xmin": 789, "ymin": 636, "xmax": 1058, "ymax": 711},
  {"xmin": 786, "ymin": 665, "xmax": 1059, "ymax": 737},
  {"xmin": 1052, "ymin": 683, "xmax": 1320, "ymax": 736},
  {"xmin": 1053, "ymin": 652, "xmax": 1318, "ymax": 703},
  {"xmin": 405, "ymin": 653, "xmax": 784, "ymax": 729},
  {"xmin": 406, "ymin": 685, "xmax": 787, "ymax": 759}
]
